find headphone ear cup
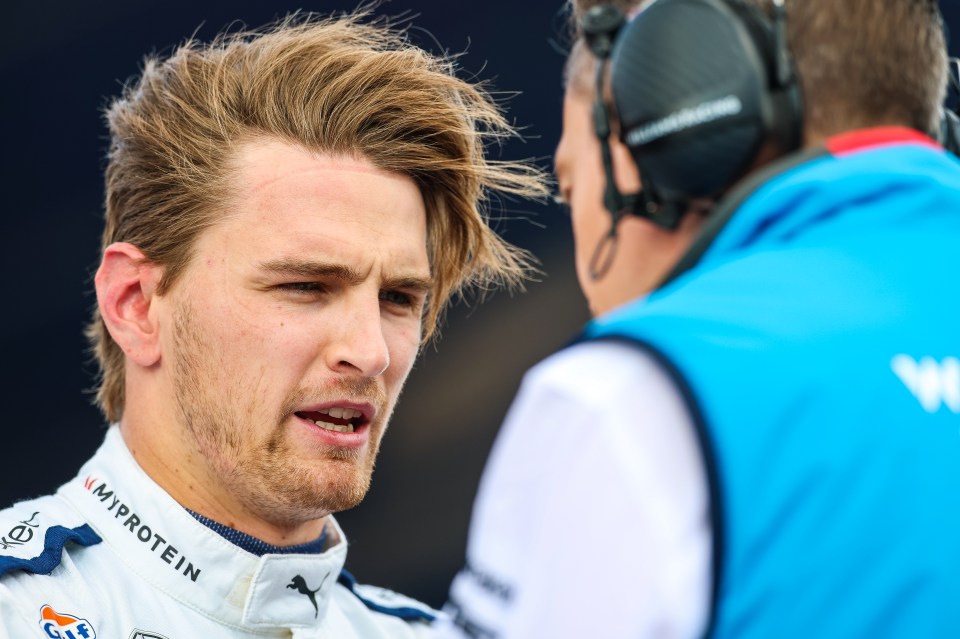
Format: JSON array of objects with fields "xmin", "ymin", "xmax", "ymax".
[
  {"xmin": 940, "ymin": 109, "xmax": 960, "ymax": 156},
  {"xmin": 611, "ymin": 0, "xmax": 801, "ymax": 202}
]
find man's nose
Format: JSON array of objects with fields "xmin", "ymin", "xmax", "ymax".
[{"xmin": 326, "ymin": 295, "xmax": 390, "ymax": 378}]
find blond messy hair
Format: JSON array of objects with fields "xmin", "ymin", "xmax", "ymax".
[{"xmin": 87, "ymin": 11, "xmax": 548, "ymax": 422}]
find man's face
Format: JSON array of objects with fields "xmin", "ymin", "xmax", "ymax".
[
  {"xmin": 554, "ymin": 85, "xmax": 704, "ymax": 316},
  {"xmin": 157, "ymin": 139, "xmax": 430, "ymax": 528},
  {"xmin": 555, "ymin": 87, "xmax": 641, "ymax": 315}
]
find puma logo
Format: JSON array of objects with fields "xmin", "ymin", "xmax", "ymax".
[{"xmin": 287, "ymin": 573, "xmax": 329, "ymax": 618}]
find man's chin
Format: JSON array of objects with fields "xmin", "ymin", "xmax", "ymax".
[
  {"xmin": 314, "ymin": 466, "xmax": 372, "ymax": 512},
  {"xmin": 252, "ymin": 432, "xmax": 379, "ymax": 515},
  {"xmin": 268, "ymin": 459, "xmax": 373, "ymax": 514}
]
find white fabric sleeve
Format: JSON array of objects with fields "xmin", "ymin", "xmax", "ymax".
[
  {"xmin": 431, "ymin": 340, "xmax": 711, "ymax": 639},
  {"xmin": 0, "ymin": 584, "xmax": 37, "ymax": 639}
]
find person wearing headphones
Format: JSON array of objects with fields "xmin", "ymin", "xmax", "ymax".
[{"xmin": 431, "ymin": 0, "xmax": 960, "ymax": 637}]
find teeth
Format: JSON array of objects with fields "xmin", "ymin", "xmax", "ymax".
[
  {"xmin": 317, "ymin": 407, "xmax": 362, "ymax": 420},
  {"xmin": 311, "ymin": 419, "xmax": 355, "ymax": 434}
]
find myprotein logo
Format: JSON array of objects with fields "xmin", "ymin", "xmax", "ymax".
[
  {"xmin": 83, "ymin": 476, "xmax": 202, "ymax": 582},
  {"xmin": 38, "ymin": 605, "xmax": 96, "ymax": 639},
  {"xmin": 891, "ymin": 355, "xmax": 960, "ymax": 413}
]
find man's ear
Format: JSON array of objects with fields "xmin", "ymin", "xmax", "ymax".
[{"xmin": 94, "ymin": 242, "xmax": 165, "ymax": 367}]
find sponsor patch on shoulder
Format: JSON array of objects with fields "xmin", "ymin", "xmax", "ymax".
[
  {"xmin": 38, "ymin": 604, "xmax": 97, "ymax": 638},
  {"xmin": 0, "ymin": 504, "xmax": 101, "ymax": 577},
  {"xmin": 0, "ymin": 510, "xmax": 44, "ymax": 553},
  {"xmin": 337, "ymin": 570, "xmax": 438, "ymax": 622}
]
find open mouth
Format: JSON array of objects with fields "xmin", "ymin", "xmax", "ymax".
[{"xmin": 295, "ymin": 407, "xmax": 366, "ymax": 434}]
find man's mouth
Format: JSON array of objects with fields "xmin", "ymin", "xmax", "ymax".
[{"xmin": 295, "ymin": 407, "xmax": 366, "ymax": 434}]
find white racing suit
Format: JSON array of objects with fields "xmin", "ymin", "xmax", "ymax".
[{"xmin": 0, "ymin": 427, "xmax": 438, "ymax": 638}]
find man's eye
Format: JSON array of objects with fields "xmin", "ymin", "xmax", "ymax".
[
  {"xmin": 379, "ymin": 290, "xmax": 414, "ymax": 307},
  {"xmin": 279, "ymin": 282, "xmax": 326, "ymax": 294}
]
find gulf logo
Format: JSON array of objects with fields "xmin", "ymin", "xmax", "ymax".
[{"xmin": 38, "ymin": 605, "xmax": 97, "ymax": 639}]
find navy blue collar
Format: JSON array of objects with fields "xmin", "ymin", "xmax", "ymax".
[{"xmin": 186, "ymin": 509, "xmax": 328, "ymax": 556}]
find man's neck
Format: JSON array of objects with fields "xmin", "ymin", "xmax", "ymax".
[{"xmin": 117, "ymin": 421, "xmax": 329, "ymax": 546}]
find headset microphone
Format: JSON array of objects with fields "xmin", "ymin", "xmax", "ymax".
[
  {"xmin": 579, "ymin": 0, "xmax": 803, "ymax": 280},
  {"xmin": 582, "ymin": 0, "xmax": 955, "ymax": 285},
  {"xmin": 580, "ymin": 5, "xmax": 683, "ymax": 280}
]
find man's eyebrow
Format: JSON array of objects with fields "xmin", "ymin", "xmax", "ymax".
[
  {"xmin": 383, "ymin": 275, "xmax": 432, "ymax": 293},
  {"xmin": 259, "ymin": 258, "xmax": 432, "ymax": 291},
  {"xmin": 260, "ymin": 259, "xmax": 365, "ymax": 284}
]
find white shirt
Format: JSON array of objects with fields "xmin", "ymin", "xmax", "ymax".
[
  {"xmin": 0, "ymin": 427, "xmax": 437, "ymax": 639},
  {"xmin": 431, "ymin": 340, "xmax": 711, "ymax": 638}
]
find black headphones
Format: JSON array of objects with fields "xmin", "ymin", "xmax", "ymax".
[
  {"xmin": 581, "ymin": 0, "xmax": 960, "ymax": 245},
  {"xmin": 581, "ymin": 0, "xmax": 801, "ymax": 241},
  {"xmin": 941, "ymin": 58, "xmax": 960, "ymax": 155}
]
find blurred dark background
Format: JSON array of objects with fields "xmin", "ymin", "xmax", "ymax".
[{"xmin": 3, "ymin": 0, "xmax": 959, "ymax": 611}]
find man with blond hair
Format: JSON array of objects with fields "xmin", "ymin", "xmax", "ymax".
[{"xmin": 0, "ymin": 10, "xmax": 544, "ymax": 638}]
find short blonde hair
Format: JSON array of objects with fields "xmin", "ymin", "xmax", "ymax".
[{"xmin": 88, "ymin": 11, "xmax": 548, "ymax": 422}]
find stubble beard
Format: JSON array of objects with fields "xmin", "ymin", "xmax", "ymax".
[{"xmin": 171, "ymin": 301, "xmax": 390, "ymax": 529}]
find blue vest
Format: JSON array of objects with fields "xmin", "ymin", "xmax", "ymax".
[{"xmin": 584, "ymin": 130, "xmax": 960, "ymax": 638}]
